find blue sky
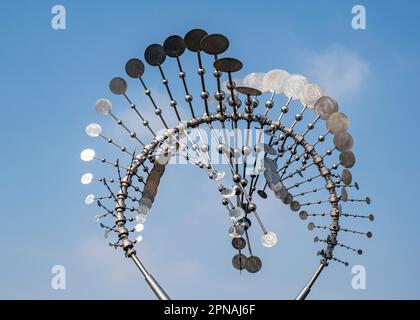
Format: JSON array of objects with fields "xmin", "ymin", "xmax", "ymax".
[{"xmin": 0, "ymin": 0, "xmax": 419, "ymax": 299}]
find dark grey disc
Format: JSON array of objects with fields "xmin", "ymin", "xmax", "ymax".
[
  {"xmin": 341, "ymin": 169, "xmax": 352, "ymax": 186},
  {"xmin": 340, "ymin": 187, "xmax": 348, "ymax": 202},
  {"xmin": 245, "ymin": 256, "xmax": 262, "ymax": 273},
  {"xmin": 366, "ymin": 196, "xmax": 371, "ymax": 205},
  {"xmin": 257, "ymin": 189, "xmax": 268, "ymax": 199},
  {"xmin": 232, "ymin": 253, "xmax": 247, "ymax": 270},
  {"xmin": 109, "ymin": 77, "xmax": 127, "ymax": 95},
  {"xmin": 290, "ymin": 200, "xmax": 301, "ymax": 212},
  {"xmin": 163, "ymin": 35, "xmax": 186, "ymax": 57},
  {"xmin": 339, "ymin": 150, "xmax": 356, "ymax": 168},
  {"xmin": 283, "ymin": 192, "xmax": 293, "ymax": 205},
  {"xmin": 125, "ymin": 58, "xmax": 145, "ymax": 78},
  {"xmin": 263, "ymin": 143, "xmax": 277, "ymax": 156},
  {"xmin": 144, "ymin": 44, "xmax": 166, "ymax": 66},
  {"xmin": 235, "ymin": 86, "xmax": 262, "ymax": 96},
  {"xmin": 355, "ymin": 182, "xmax": 359, "ymax": 190},
  {"xmin": 232, "ymin": 237, "xmax": 246, "ymax": 250},
  {"xmin": 263, "ymin": 157, "xmax": 278, "ymax": 171},
  {"xmin": 184, "ymin": 29, "xmax": 208, "ymax": 52},
  {"xmin": 308, "ymin": 222, "xmax": 315, "ymax": 231},
  {"xmin": 200, "ymin": 34, "xmax": 229, "ymax": 55},
  {"xmin": 264, "ymin": 169, "xmax": 279, "ymax": 184},
  {"xmin": 214, "ymin": 57, "xmax": 243, "ymax": 73},
  {"xmin": 299, "ymin": 210, "xmax": 308, "ymax": 220}
]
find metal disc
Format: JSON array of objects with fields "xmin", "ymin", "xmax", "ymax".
[
  {"xmin": 339, "ymin": 150, "xmax": 356, "ymax": 168},
  {"xmin": 163, "ymin": 35, "xmax": 186, "ymax": 58},
  {"xmin": 184, "ymin": 29, "xmax": 208, "ymax": 52},
  {"xmin": 333, "ymin": 130, "xmax": 353, "ymax": 152},
  {"xmin": 326, "ymin": 112, "xmax": 349, "ymax": 134},
  {"xmin": 109, "ymin": 77, "xmax": 127, "ymax": 95},
  {"xmin": 263, "ymin": 157, "xmax": 278, "ymax": 171},
  {"xmin": 283, "ymin": 192, "xmax": 293, "ymax": 205},
  {"xmin": 299, "ymin": 210, "xmax": 308, "ymax": 220},
  {"xmin": 265, "ymin": 145, "xmax": 277, "ymax": 156},
  {"xmin": 308, "ymin": 222, "xmax": 315, "ymax": 231},
  {"xmin": 264, "ymin": 169, "xmax": 280, "ymax": 184},
  {"xmin": 257, "ymin": 189, "xmax": 267, "ymax": 199},
  {"xmin": 366, "ymin": 196, "xmax": 371, "ymax": 205},
  {"xmin": 245, "ymin": 256, "xmax": 262, "ymax": 273},
  {"xmin": 290, "ymin": 200, "xmax": 301, "ymax": 212},
  {"xmin": 125, "ymin": 58, "xmax": 145, "ymax": 78},
  {"xmin": 144, "ymin": 44, "xmax": 166, "ymax": 66},
  {"xmin": 235, "ymin": 86, "xmax": 262, "ymax": 96},
  {"xmin": 214, "ymin": 57, "xmax": 243, "ymax": 73},
  {"xmin": 355, "ymin": 182, "xmax": 359, "ymax": 190},
  {"xmin": 200, "ymin": 34, "xmax": 229, "ymax": 55},
  {"xmin": 232, "ymin": 237, "xmax": 246, "ymax": 250},
  {"xmin": 341, "ymin": 187, "xmax": 348, "ymax": 202},
  {"xmin": 274, "ymin": 186, "xmax": 288, "ymax": 200},
  {"xmin": 267, "ymin": 181, "xmax": 283, "ymax": 192},
  {"xmin": 341, "ymin": 169, "xmax": 352, "ymax": 186},
  {"xmin": 232, "ymin": 253, "xmax": 246, "ymax": 270}
]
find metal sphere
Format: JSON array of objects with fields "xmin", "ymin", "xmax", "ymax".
[
  {"xmin": 200, "ymin": 91, "xmax": 209, "ymax": 99},
  {"xmin": 170, "ymin": 100, "xmax": 177, "ymax": 107},
  {"xmin": 185, "ymin": 95, "xmax": 193, "ymax": 102},
  {"xmin": 214, "ymin": 91, "xmax": 225, "ymax": 101},
  {"xmin": 281, "ymin": 106, "xmax": 288, "ymax": 113},
  {"xmin": 233, "ymin": 174, "xmax": 241, "ymax": 183},
  {"xmin": 247, "ymin": 202, "xmax": 257, "ymax": 212},
  {"xmin": 265, "ymin": 100, "xmax": 274, "ymax": 109},
  {"xmin": 252, "ymin": 98, "xmax": 259, "ymax": 108},
  {"xmin": 155, "ymin": 108, "xmax": 162, "ymax": 115}
]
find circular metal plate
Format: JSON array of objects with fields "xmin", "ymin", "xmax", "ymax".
[
  {"xmin": 290, "ymin": 200, "xmax": 301, "ymax": 212},
  {"xmin": 235, "ymin": 86, "xmax": 262, "ymax": 96},
  {"xmin": 263, "ymin": 157, "xmax": 278, "ymax": 171},
  {"xmin": 200, "ymin": 34, "xmax": 229, "ymax": 55},
  {"xmin": 184, "ymin": 29, "xmax": 208, "ymax": 52},
  {"xmin": 299, "ymin": 210, "xmax": 308, "ymax": 220},
  {"xmin": 283, "ymin": 192, "xmax": 293, "ymax": 205},
  {"xmin": 125, "ymin": 58, "xmax": 145, "ymax": 78},
  {"xmin": 144, "ymin": 44, "xmax": 166, "ymax": 66},
  {"xmin": 214, "ymin": 57, "xmax": 243, "ymax": 73},
  {"xmin": 163, "ymin": 35, "xmax": 186, "ymax": 58},
  {"xmin": 264, "ymin": 170, "xmax": 280, "ymax": 184},
  {"xmin": 341, "ymin": 187, "xmax": 348, "ymax": 202},
  {"xmin": 341, "ymin": 169, "xmax": 352, "ymax": 186},
  {"xmin": 333, "ymin": 130, "xmax": 353, "ymax": 152},
  {"xmin": 257, "ymin": 189, "xmax": 268, "ymax": 199},
  {"xmin": 339, "ymin": 150, "xmax": 356, "ymax": 168},
  {"xmin": 245, "ymin": 256, "xmax": 262, "ymax": 273},
  {"xmin": 109, "ymin": 77, "xmax": 127, "ymax": 95},
  {"xmin": 232, "ymin": 254, "xmax": 247, "ymax": 270},
  {"xmin": 232, "ymin": 237, "xmax": 246, "ymax": 250}
]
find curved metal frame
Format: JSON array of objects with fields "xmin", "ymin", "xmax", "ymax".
[{"xmin": 114, "ymin": 112, "xmax": 340, "ymax": 300}]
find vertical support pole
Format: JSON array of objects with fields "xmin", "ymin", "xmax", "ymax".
[
  {"xmin": 131, "ymin": 253, "xmax": 171, "ymax": 300},
  {"xmin": 295, "ymin": 263, "xmax": 326, "ymax": 300}
]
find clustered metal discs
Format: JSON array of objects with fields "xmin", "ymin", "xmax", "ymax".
[{"xmin": 80, "ymin": 28, "xmax": 374, "ymax": 300}]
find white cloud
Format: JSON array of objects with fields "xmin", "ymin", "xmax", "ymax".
[{"xmin": 301, "ymin": 45, "xmax": 370, "ymax": 101}]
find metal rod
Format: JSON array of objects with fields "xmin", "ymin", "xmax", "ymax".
[
  {"xmin": 131, "ymin": 253, "xmax": 170, "ymax": 300},
  {"xmin": 295, "ymin": 263, "xmax": 326, "ymax": 300}
]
